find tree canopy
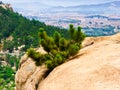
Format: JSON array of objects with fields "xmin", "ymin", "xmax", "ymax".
[{"xmin": 0, "ymin": 6, "xmax": 69, "ymax": 52}]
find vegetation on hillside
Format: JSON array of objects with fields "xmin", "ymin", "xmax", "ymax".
[
  {"xmin": 0, "ymin": 54, "xmax": 21, "ymax": 90},
  {"xmin": 0, "ymin": 6, "xmax": 69, "ymax": 52},
  {"xmin": 27, "ymin": 24, "xmax": 85, "ymax": 70}
]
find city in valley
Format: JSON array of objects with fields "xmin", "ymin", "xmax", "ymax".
[
  {"xmin": 26, "ymin": 13, "xmax": 120, "ymax": 36},
  {"xmin": 16, "ymin": 1, "xmax": 120, "ymax": 36}
]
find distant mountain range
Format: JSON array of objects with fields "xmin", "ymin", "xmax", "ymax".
[
  {"xmin": 13, "ymin": 1, "xmax": 120, "ymax": 16},
  {"xmin": 48, "ymin": 1, "xmax": 120, "ymax": 14},
  {"xmin": 13, "ymin": 2, "xmax": 52, "ymax": 14}
]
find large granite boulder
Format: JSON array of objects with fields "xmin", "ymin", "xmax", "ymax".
[{"xmin": 15, "ymin": 33, "xmax": 120, "ymax": 90}]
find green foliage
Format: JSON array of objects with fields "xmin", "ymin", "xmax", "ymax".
[
  {"xmin": 39, "ymin": 28, "xmax": 48, "ymax": 39},
  {"xmin": 27, "ymin": 24, "xmax": 86, "ymax": 71},
  {"xmin": 41, "ymin": 37, "xmax": 57, "ymax": 53},
  {"xmin": 0, "ymin": 65, "xmax": 15, "ymax": 90},
  {"xmin": 68, "ymin": 44, "xmax": 80, "ymax": 56},
  {"xmin": 59, "ymin": 38, "xmax": 68, "ymax": 51},
  {"xmin": 45, "ymin": 60, "xmax": 53, "ymax": 70},
  {"xmin": 50, "ymin": 50, "xmax": 58, "ymax": 56},
  {"xmin": 3, "ymin": 54, "xmax": 20, "ymax": 70},
  {"xmin": 54, "ymin": 54, "xmax": 65, "ymax": 64},
  {"xmin": 42, "ymin": 54, "xmax": 53, "ymax": 61},
  {"xmin": 69, "ymin": 24, "xmax": 86, "ymax": 44},
  {"xmin": 0, "ymin": 53, "xmax": 21, "ymax": 89},
  {"xmin": 3, "ymin": 40, "xmax": 14, "ymax": 53},
  {"xmin": 75, "ymin": 26, "xmax": 86, "ymax": 43},
  {"xmin": 27, "ymin": 48, "xmax": 44, "ymax": 66},
  {"xmin": 69, "ymin": 24, "xmax": 75, "ymax": 40},
  {"xmin": 53, "ymin": 31, "xmax": 61, "ymax": 47},
  {"xmin": 45, "ymin": 54, "xmax": 64, "ymax": 70},
  {"xmin": 60, "ymin": 51, "xmax": 69, "ymax": 59},
  {"xmin": 0, "ymin": 6, "xmax": 68, "ymax": 52}
]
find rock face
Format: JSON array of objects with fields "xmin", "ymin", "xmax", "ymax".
[
  {"xmin": 15, "ymin": 48, "xmax": 48, "ymax": 90},
  {"xmin": 0, "ymin": 2, "xmax": 13, "ymax": 11},
  {"xmin": 15, "ymin": 33, "xmax": 120, "ymax": 90}
]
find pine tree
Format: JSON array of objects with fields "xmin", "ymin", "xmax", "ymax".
[
  {"xmin": 27, "ymin": 25, "xmax": 86, "ymax": 70},
  {"xmin": 59, "ymin": 38, "xmax": 68, "ymax": 51},
  {"xmin": 53, "ymin": 31, "xmax": 61, "ymax": 48},
  {"xmin": 69, "ymin": 24, "xmax": 75, "ymax": 40},
  {"xmin": 39, "ymin": 28, "xmax": 48, "ymax": 40}
]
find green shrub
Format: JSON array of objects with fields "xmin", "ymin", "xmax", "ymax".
[
  {"xmin": 59, "ymin": 38, "xmax": 68, "ymax": 51},
  {"xmin": 54, "ymin": 54, "xmax": 64, "ymax": 64},
  {"xmin": 68, "ymin": 44, "xmax": 80, "ymax": 56},
  {"xmin": 4, "ymin": 54, "xmax": 20, "ymax": 70},
  {"xmin": 60, "ymin": 51, "xmax": 69, "ymax": 59},
  {"xmin": 27, "ymin": 48, "xmax": 43, "ymax": 65},
  {"xmin": 45, "ymin": 60, "xmax": 53, "ymax": 70},
  {"xmin": 39, "ymin": 28, "xmax": 48, "ymax": 40},
  {"xmin": 69, "ymin": 24, "xmax": 75, "ymax": 40},
  {"xmin": 27, "ymin": 48, "xmax": 40, "ymax": 61},
  {"xmin": 27, "ymin": 25, "xmax": 85, "ymax": 70},
  {"xmin": 0, "ymin": 65, "xmax": 15, "ymax": 89},
  {"xmin": 40, "ymin": 37, "xmax": 57, "ymax": 53},
  {"xmin": 53, "ymin": 31, "xmax": 61, "ymax": 47},
  {"xmin": 50, "ymin": 50, "xmax": 58, "ymax": 56}
]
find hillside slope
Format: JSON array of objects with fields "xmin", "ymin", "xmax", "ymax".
[
  {"xmin": 0, "ymin": 6, "xmax": 68, "ymax": 52},
  {"xmin": 15, "ymin": 33, "xmax": 120, "ymax": 90}
]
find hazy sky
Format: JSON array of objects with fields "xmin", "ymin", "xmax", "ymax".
[{"xmin": 2, "ymin": 0, "xmax": 120, "ymax": 6}]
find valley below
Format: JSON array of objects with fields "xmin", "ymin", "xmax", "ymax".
[
  {"xmin": 27, "ymin": 13, "xmax": 120, "ymax": 36},
  {"xmin": 15, "ymin": 1, "xmax": 120, "ymax": 36}
]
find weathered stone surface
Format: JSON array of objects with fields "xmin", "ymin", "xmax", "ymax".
[
  {"xmin": 15, "ymin": 33, "xmax": 120, "ymax": 90},
  {"xmin": 15, "ymin": 54, "xmax": 48, "ymax": 90}
]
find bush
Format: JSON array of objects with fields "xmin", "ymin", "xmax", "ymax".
[
  {"xmin": 0, "ymin": 65, "xmax": 15, "ymax": 89},
  {"xmin": 45, "ymin": 60, "xmax": 53, "ymax": 70},
  {"xmin": 27, "ymin": 25, "xmax": 85, "ymax": 70},
  {"xmin": 27, "ymin": 48, "xmax": 43, "ymax": 65},
  {"xmin": 68, "ymin": 44, "xmax": 80, "ymax": 56},
  {"xmin": 53, "ymin": 31, "xmax": 61, "ymax": 47},
  {"xmin": 59, "ymin": 38, "xmax": 68, "ymax": 51}
]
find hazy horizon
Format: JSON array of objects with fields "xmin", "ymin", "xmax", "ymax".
[{"xmin": 2, "ymin": 0, "xmax": 120, "ymax": 7}]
